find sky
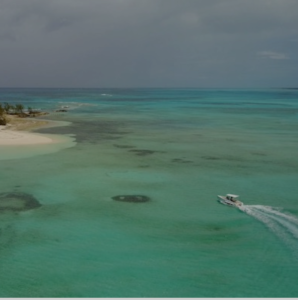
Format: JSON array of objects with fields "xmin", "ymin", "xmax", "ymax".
[{"xmin": 0, "ymin": 0, "xmax": 297, "ymax": 88}]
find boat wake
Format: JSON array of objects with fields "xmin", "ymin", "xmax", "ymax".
[{"xmin": 239, "ymin": 205, "xmax": 298, "ymax": 251}]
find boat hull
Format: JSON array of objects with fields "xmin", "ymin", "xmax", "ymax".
[{"xmin": 217, "ymin": 195, "xmax": 243, "ymax": 207}]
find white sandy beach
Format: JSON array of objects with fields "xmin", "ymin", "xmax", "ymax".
[
  {"xmin": 0, "ymin": 120, "xmax": 76, "ymax": 160},
  {"xmin": 0, "ymin": 127, "xmax": 54, "ymax": 146}
]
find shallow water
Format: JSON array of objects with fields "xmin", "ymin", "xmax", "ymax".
[{"xmin": 0, "ymin": 88, "xmax": 298, "ymax": 297}]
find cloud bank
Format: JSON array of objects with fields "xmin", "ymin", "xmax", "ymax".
[{"xmin": 0, "ymin": 0, "xmax": 297, "ymax": 88}]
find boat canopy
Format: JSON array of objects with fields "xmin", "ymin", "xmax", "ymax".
[{"xmin": 226, "ymin": 194, "xmax": 239, "ymax": 198}]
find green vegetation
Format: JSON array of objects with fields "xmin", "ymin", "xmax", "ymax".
[
  {"xmin": 4, "ymin": 102, "xmax": 11, "ymax": 114},
  {"xmin": 0, "ymin": 104, "xmax": 6, "ymax": 125},
  {"xmin": 1, "ymin": 102, "xmax": 38, "ymax": 116},
  {"xmin": 0, "ymin": 104, "xmax": 4, "ymax": 115},
  {"xmin": 0, "ymin": 102, "xmax": 46, "ymax": 126},
  {"xmin": 15, "ymin": 104, "xmax": 25, "ymax": 115}
]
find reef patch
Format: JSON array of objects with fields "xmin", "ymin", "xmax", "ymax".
[
  {"xmin": 171, "ymin": 158, "xmax": 193, "ymax": 163},
  {"xmin": 112, "ymin": 195, "xmax": 151, "ymax": 203},
  {"xmin": 129, "ymin": 149, "xmax": 156, "ymax": 156},
  {"xmin": 129, "ymin": 149, "xmax": 165, "ymax": 156},
  {"xmin": 0, "ymin": 192, "xmax": 41, "ymax": 212},
  {"xmin": 201, "ymin": 156, "xmax": 220, "ymax": 160},
  {"xmin": 113, "ymin": 144, "xmax": 136, "ymax": 149}
]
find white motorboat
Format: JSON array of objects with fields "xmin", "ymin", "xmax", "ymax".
[{"xmin": 217, "ymin": 194, "xmax": 243, "ymax": 207}]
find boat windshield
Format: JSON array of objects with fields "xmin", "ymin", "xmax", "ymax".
[
  {"xmin": 226, "ymin": 194, "xmax": 239, "ymax": 201},
  {"xmin": 226, "ymin": 194, "xmax": 239, "ymax": 199}
]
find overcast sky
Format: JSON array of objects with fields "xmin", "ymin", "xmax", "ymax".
[{"xmin": 0, "ymin": 0, "xmax": 297, "ymax": 88}]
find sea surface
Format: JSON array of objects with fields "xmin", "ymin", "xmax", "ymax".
[{"xmin": 0, "ymin": 88, "xmax": 298, "ymax": 297}]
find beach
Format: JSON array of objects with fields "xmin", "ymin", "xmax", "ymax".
[
  {"xmin": 0, "ymin": 128, "xmax": 54, "ymax": 146},
  {"xmin": 0, "ymin": 115, "xmax": 76, "ymax": 160},
  {"xmin": 0, "ymin": 114, "xmax": 54, "ymax": 145}
]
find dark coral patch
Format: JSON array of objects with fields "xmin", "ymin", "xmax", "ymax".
[
  {"xmin": 113, "ymin": 144, "xmax": 136, "ymax": 149},
  {"xmin": 251, "ymin": 152, "xmax": 267, "ymax": 157},
  {"xmin": 129, "ymin": 149, "xmax": 166, "ymax": 156},
  {"xmin": 201, "ymin": 156, "xmax": 220, "ymax": 160},
  {"xmin": 129, "ymin": 149, "xmax": 156, "ymax": 156},
  {"xmin": 171, "ymin": 158, "xmax": 193, "ymax": 163},
  {"xmin": 0, "ymin": 192, "xmax": 41, "ymax": 212},
  {"xmin": 112, "ymin": 195, "xmax": 150, "ymax": 203}
]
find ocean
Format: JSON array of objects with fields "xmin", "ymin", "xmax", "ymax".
[{"xmin": 0, "ymin": 88, "xmax": 298, "ymax": 297}]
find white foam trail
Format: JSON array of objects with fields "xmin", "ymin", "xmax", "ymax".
[{"xmin": 239, "ymin": 205, "xmax": 298, "ymax": 251}]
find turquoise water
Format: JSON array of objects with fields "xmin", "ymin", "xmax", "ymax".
[{"xmin": 0, "ymin": 88, "xmax": 298, "ymax": 297}]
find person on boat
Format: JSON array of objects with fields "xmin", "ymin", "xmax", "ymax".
[{"xmin": 228, "ymin": 196, "xmax": 235, "ymax": 202}]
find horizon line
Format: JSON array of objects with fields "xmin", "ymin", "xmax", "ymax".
[{"xmin": 0, "ymin": 87, "xmax": 297, "ymax": 90}]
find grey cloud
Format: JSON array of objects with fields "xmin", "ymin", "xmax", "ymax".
[
  {"xmin": 258, "ymin": 51, "xmax": 289, "ymax": 60},
  {"xmin": 0, "ymin": 0, "xmax": 297, "ymax": 88}
]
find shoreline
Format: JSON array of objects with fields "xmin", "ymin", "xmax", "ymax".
[
  {"xmin": 0, "ymin": 115, "xmax": 73, "ymax": 146},
  {"xmin": 0, "ymin": 116, "xmax": 54, "ymax": 146},
  {"xmin": 0, "ymin": 115, "xmax": 55, "ymax": 146},
  {"xmin": 3, "ymin": 114, "xmax": 51, "ymax": 132},
  {"xmin": 0, "ymin": 115, "xmax": 76, "ymax": 159},
  {"xmin": 0, "ymin": 128, "xmax": 54, "ymax": 146}
]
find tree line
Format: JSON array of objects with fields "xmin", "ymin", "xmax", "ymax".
[{"xmin": 0, "ymin": 102, "xmax": 36, "ymax": 125}]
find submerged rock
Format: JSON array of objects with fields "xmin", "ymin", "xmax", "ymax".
[
  {"xmin": 129, "ymin": 149, "xmax": 166, "ymax": 156},
  {"xmin": 171, "ymin": 158, "xmax": 193, "ymax": 163},
  {"xmin": 0, "ymin": 192, "xmax": 41, "ymax": 212},
  {"xmin": 112, "ymin": 195, "xmax": 150, "ymax": 203},
  {"xmin": 129, "ymin": 149, "xmax": 156, "ymax": 156},
  {"xmin": 113, "ymin": 144, "xmax": 135, "ymax": 149}
]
